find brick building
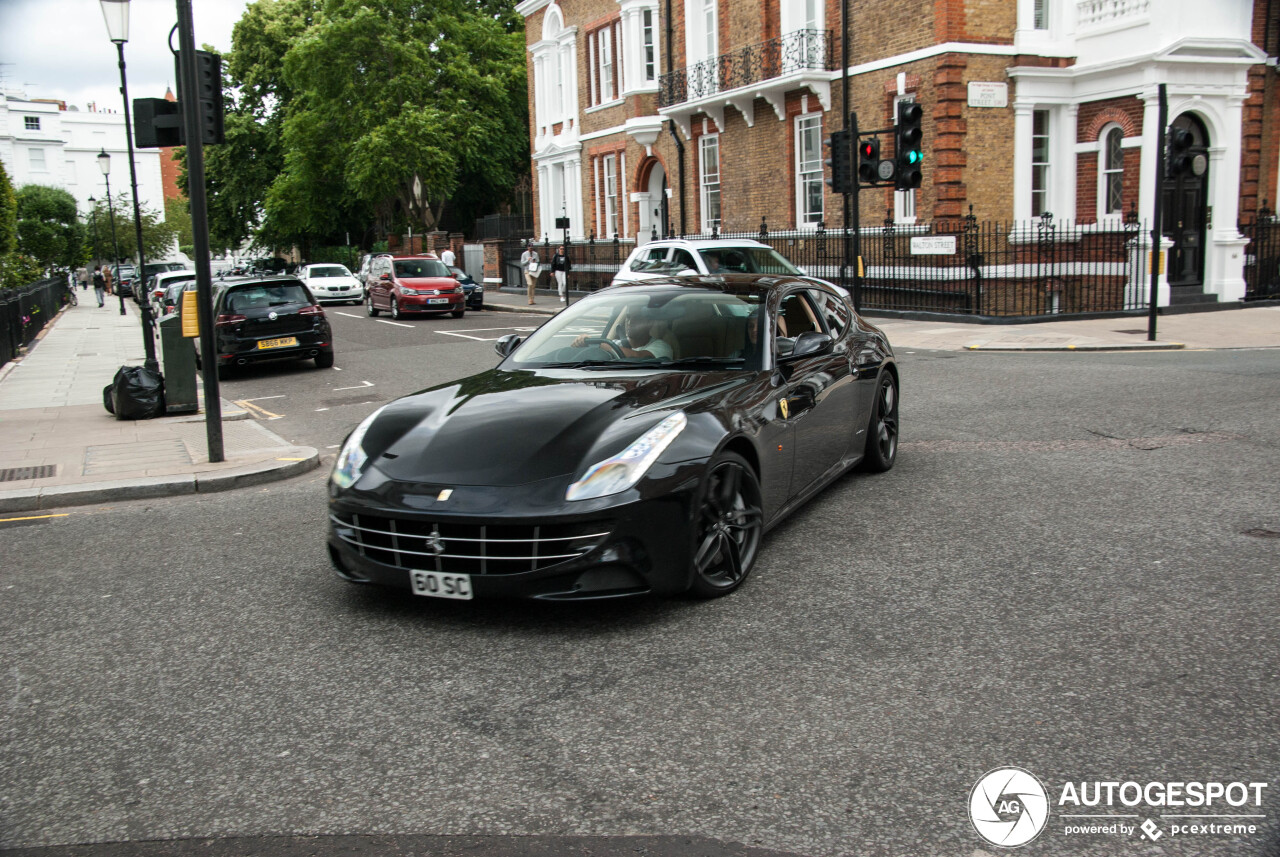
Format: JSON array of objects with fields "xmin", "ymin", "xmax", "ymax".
[{"xmin": 518, "ymin": 0, "xmax": 1277, "ymax": 305}]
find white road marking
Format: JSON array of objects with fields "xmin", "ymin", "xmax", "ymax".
[
  {"xmin": 376, "ymin": 319, "xmax": 414, "ymax": 328},
  {"xmin": 437, "ymin": 325, "xmax": 541, "ymax": 342},
  {"xmin": 334, "ymin": 381, "xmax": 374, "ymax": 391},
  {"xmin": 334, "ymin": 312, "xmax": 364, "ymax": 319},
  {"xmin": 240, "ymin": 395, "xmax": 286, "ymax": 402}
]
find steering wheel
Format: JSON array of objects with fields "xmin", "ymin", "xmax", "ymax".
[{"xmin": 582, "ymin": 337, "xmax": 624, "ymax": 359}]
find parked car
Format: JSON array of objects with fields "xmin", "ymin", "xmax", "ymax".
[
  {"xmin": 327, "ymin": 274, "xmax": 898, "ymax": 601},
  {"xmin": 297, "ymin": 263, "xmax": 364, "ymax": 305},
  {"xmin": 112, "ymin": 264, "xmax": 137, "ymax": 297},
  {"xmin": 611, "ymin": 238, "xmax": 848, "ymax": 297},
  {"xmin": 365, "ymin": 255, "xmax": 465, "ymax": 319},
  {"xmin": 448, "ymin": 265, "xmax": 485, "ymax": 310},
  {"xmin": 192, "ymin": 275, "xmax": 334, "ymax": 378},
  {"xmin": 148, "ymin": 270, "xmax": 196, "ymax": 316},
  {"xmin": 156, "ymin": 280, "xmax": 191, "ymax": 317}
]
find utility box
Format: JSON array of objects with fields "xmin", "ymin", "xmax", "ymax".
[{"xmin": 158, "ymin": 314, "xmax": 198, "ymax": 414}]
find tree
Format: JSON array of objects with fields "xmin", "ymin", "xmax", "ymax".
[
  {"xmin": 0, "ymin": 160, "xmax": 15, "ymax": 256},
  {"xmin": 83, "ymin": 194, "xmax": 178, "ymax": 265},
  {"xmin": 14, "ymin": 185, "xmax": 84, "ymax": 274},
  {"xmin": 164, "ymin": 196, "xmax": 195, "ymax": 251}
]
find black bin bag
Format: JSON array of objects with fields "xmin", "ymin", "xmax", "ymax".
[{"xmin": 107, "ymin": 365, "xmax": 166, "ymax": 420}]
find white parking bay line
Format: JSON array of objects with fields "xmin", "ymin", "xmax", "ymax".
[
  {"xmin": 438, "ymin": 326, "xmax": 539, "ymax": 342},
  {"xmin": 376, "ymin": 319, "xmax": 414, "ymax": 328},
  {"xmin": 334, "ymin": 312, "xmax": 364, "ymax": 319},
  {"xmin": 334, "ymin": 381, "xmax": 374, "ymax": 391}
]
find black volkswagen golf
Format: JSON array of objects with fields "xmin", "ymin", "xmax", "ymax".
[
  {"xmin": 194, "ymin": 276, "xmax": 335, "ymax": 377},
  {"xmin": 326, "ymin": 275, "xmax": 898, "ymax": 601}
]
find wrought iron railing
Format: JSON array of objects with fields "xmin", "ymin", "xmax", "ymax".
[
  {"xmin": 1240, "ymin": 205, "xmax": 1280, "ymax": 301},
  {"xmin": 659, "ymin": 29, "xmax": 833, "ymax": 108}
]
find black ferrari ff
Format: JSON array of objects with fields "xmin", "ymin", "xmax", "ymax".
[{"xmin": 327, "ymin": 275, "xmax": 898, "ymax": 601}]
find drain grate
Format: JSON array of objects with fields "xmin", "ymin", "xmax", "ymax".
[
  {"xmin": 1242, "ymin": 528, "xmax": 1280, "ymax": 539},
  {"xmin": 0, "ymin": 464, "xmax": 57, "ymax": 482}
]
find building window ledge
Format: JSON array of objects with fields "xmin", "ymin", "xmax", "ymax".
[{"xmin": 586, "ymin": 98, "xmax": 625, "ymax": 115}]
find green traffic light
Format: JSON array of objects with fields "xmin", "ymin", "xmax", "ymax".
[{"xmin": 906, "ymin": 150, "xmax": 921, "ymax": 165}]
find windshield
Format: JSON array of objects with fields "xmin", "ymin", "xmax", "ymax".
[
  {"xmin": 225, "ymin": 282, "xmax": 311, "ymax": 312},
  {"xmin": 309, "ymin": 266, "xmax": 351, "ymax": 278},
  {"xmin": 507, "ymin": 288, "xmax": 767, "ymax": 371},
  {"xmin": 394, "ymin": 259, "xmax": 450, "ymax": 278},
  {"xmin": 698, "ymin": 246, "xmax": 802, "ymax": 275}
]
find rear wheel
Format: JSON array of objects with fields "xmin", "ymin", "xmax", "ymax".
[
  {"xmin": 315, "ymin": 350, "xmax": 334, "ymax": 369},
  {"xmin": 860, "ymin": 372, "xmax": 898, "ymax": 473},
  {"xmin": 366, "ymin": 295, "xmax": 380, "ymax": 317},
  {"xmin": 688, "ymin": 452, "xmax": 763, "ymax": 598}
]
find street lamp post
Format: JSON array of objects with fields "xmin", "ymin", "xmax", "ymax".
[
  {"xmin": 100, "ymin": 0, "xmax": 159, "ymax": 372},
  {"xmin": 88, "ymin": 196, "xmax": 99, "ymax": 267},
  {"xmin": 98, "ymin": 150, "xmax": 125, "ymax": 316}
]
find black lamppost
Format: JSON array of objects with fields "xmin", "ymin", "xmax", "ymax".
[
  {"xmin": 88, "ymin": 195, "xmax": 99, "ymax": 267},
  {"xmin": 98, "ymin": 150, "xmax": 125, "ymax": 316},
  {"xmin": 100, "ymin": 0, "xmax": 159, "ymax": 371}
]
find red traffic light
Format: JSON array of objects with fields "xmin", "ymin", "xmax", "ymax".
[{"xmin": 859, "ymin": 140, "xmax": 876, "ymax": 159}]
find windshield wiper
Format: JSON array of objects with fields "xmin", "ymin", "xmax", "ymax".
[
  {"xmin": 661, "ymin": 357, "xmax": 746, "ymax": 368},
  {"xmin": 539, "ymin": 360, "xmax": 630, "ymax": 369}
]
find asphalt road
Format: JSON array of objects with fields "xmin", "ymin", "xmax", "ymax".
[{"xmin": 2, "ymin": 343, "xmax": 1279, "ymax": 857}]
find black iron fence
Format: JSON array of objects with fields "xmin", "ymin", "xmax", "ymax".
[
  {"xmin": 1, "ymin": 278, "xmax": 67, "ymax": 367},
  {"xmin": 498, "ymin": 213, "xmax": 1159, "ymax": 319},
  {"xmin": 659, "ymin": 29, "xmax": 832, "ymax": 108},
  {"xmin": 1239, "ymin": 215, "xmax": 1280, "ymax": 301},
  {"xmin": 473, "ymin": 213, "xmax": 534, "ymax": 241}
]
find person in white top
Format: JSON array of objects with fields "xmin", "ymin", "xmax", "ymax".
[
  {"xmin": 572, "ymin": 308, "xmax": 673, "ymax": 360},
  {"xmin": 440, "ymin": 247, "xmax": 456, "ymax": 267}
]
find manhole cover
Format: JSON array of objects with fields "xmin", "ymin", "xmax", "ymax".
[
  {"xmin": 0, "ymin": 464, "xmax": 57, "ymax": 482},
  {"xmin": 1242, "ymin": 528, "xmax": 1280, "ymax": 538}
]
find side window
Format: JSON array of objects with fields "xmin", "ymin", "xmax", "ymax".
[
  {"xmin": 631, "ymin": 247, "xmax": 668, "ymax": 271},
  {"xmin": 778, "ymin": 292, "xmax": 820, "ymax": 339},
  {"xmin": 670, "ymin": 249, "xmax": 698, "ymax": 271},
  {"xmin": 809, "ymin": 288, "xmax": 849, "ymax": 337}
]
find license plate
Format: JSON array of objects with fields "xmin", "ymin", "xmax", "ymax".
[
  {"xmin": 428, "ymin": 298, "xmax": 450, "ymax": 304},
  {"xmin": 257, "ymin": 337, "xmax": 298, "ymax": 350},
  {"xmin": 410, "ymin": 570, "xmax": 473, "ymax": 600}
]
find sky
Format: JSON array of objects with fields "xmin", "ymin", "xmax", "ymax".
[{"xmin": 0, "ymin": 0, "xmax": 253, "ymax": 111}]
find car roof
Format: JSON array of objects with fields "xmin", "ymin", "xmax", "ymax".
[
  {"xmin": 601, "ymin": 273, "xmax": 822, "ymax": 298},
  {"xmin": 639, "ymin": 238, "xmax": 771, "ymax": 251}
]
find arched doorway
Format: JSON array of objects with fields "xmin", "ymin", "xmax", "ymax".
[
  {"xmin": 637, "ymin": 160, "xmax": 668, "ymax": 239},
  {"xmin": 1162, "ymin": 113, "xmax": 1210, "ymax": 288}
]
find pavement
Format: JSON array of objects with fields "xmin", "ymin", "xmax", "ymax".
[
  {"xmin": 0, "ymin": 286, "xmax": 1273, "ymax": 516},
  {"xmin": 485, "ymin": 286, "xmax": 1280, "ymax": 351},
  {"xmin": 0, "ymin": 292, "xmax": 319, "ymax": 514}
]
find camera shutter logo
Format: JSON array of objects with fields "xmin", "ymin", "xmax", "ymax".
[{"xmin": 969, "ymin": 767, "xmax": 1050, "ymax": 847}]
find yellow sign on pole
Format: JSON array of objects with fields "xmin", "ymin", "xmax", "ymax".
[
  {"xmin": 181, "ymin": 289, "xmax": 200, "ymax": 337},
  {"xmin": 1148, "ymin": 250, "xmax": 1165, "ymax": 276},
  {"xmin": 858, "ymin": 256, "xmax": 865, "ymax": 277}
]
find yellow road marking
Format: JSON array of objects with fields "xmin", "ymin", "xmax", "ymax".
[
  {"xmin": 234, "ymin": 399, "xmax": 284, "ymax": 420},
  {"xmin": 0, "ymin": 513, "xmax": 70, "ymax": 523},
  {"xmin": 276, "ymin": 457, "xmax": 307, "ymax": 461}
]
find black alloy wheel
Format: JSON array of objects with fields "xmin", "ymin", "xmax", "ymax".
[
  {"xmin": 366, "ymin": 295, "xmax": 380, "ymax": 317},
  {"xmin": 860, "ymin": 372, "xmax": 898, "ymax": 473},
  {"xmin": 688, "ymin": 451, "xmax": 764, "ymax": 598}
]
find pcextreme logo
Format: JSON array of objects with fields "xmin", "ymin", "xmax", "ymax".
[{"xmin": 968, "ymin": 768, "xmax": 1270, "ymax": 848}]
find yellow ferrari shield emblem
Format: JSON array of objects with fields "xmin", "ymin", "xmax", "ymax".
[{"xmin": 779, "ymin": 398, "xmax": 790, "ymax": 420}]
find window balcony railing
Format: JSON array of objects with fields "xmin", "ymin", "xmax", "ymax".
[{"xmin": 658, "ymin": 29, "xmax": 833, "ymax": 108}]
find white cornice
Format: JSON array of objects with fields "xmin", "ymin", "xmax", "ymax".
[{"xmin": 516, "ymin": 0, "xmax": 551, "ymax": 18}]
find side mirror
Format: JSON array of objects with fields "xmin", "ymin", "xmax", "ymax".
[
  {"xmin": 380, "ymin": 272, "xmax": 391, "ymax": 281},
  {"xmin": 783, "ymin": 331, "xmax": 833, "ymax": 361},
  {"xmin": 494, "ymin": 333, "xmax": 523, "ymax": 358}
]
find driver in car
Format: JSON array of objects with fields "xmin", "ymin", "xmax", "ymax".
[{"xmin": 571, "ymin": 307, "xmax": 673, "ymax": 360}]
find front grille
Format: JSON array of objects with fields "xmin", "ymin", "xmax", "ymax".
[
  {"xmin": 247, "ymin": 316, "xmax": 312, "ymax": 337},
  {"xmin": 330, "ymin": 511, "xmax": 611, "ymax": 575}
]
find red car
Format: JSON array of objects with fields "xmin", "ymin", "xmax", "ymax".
[{"xmin": 366, "ymin": 255, "xmax": 465, "ymax": 320}]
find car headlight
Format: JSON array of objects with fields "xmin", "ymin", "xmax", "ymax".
[
  {"xmin": 565, "ymin": 411, "xmax": 687, "ymax": 501},
  {"xmin": 330, "ymin": 406, "xmax": 387, "ymax": 490}
]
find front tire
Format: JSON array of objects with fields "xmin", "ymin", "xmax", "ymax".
[
  {"xmin": 860, "ymin": 372, "xmax": 898, "ymax": 473},
  {"xmin": 451, "ymin": 309, "xmax": 465, "ymax": 319},
  {"xmin": 688, "ymin": 451, "xmax": 763, "ymax": 598},
  {"xmin": 391, "ymin": 297, "xmax": 402, "ymax": 320},
  {"xmin": 366, "ymin": 295, "xmax": 380, "ymax": 317}
]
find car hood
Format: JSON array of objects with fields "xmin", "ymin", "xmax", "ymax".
[
  {"xmin": 396, "ymin": 276, "xmax": 457, "ymax": 288},
  {"xmin": 363, "ymin": 368, "xmax": 741, "ymax": 486},
  {"xmin": 309, "ymin": 276, "xmax": 361, "ymax": 287}
]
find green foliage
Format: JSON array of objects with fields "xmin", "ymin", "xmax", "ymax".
[
  {"xmin": 14, "ymin": 185, "xmax": 84, "ymax": 273},
  {"xmin": 82, "ymin": 194, "xmax": 178, "ymax": 265},
  {"xmin": 192, "ymin": 0, "xmax": 528, "ymax": 253},
  {"xmin": 0, "ymin": 252, "xmax": 43, "ymax": 292},
  {"xmin": 0, "ymin": 160, "xmax": 16, "ymax": 256},
  {"xmin": 165, "ymin": 197, "xmax": 195, "ymax": 249}
]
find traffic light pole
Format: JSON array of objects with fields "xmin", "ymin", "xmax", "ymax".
[
  {"xmin": 176, "ymin": 0, "xmax": 223, "ymax": 463},
  {"xmin": 848, "ymin": 112, "xmax": 861, "ymax": 312}
]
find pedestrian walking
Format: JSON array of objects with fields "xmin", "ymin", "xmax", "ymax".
[
  {"xmin": 519, "ymin": 241, "xmax": 540, "ymax": 305},
  {"xmin": 92, "ymin": 266, "xmax": 106, "ymax": 307},
  {"xmin": 440, "ymin": 247, "xmax": 456, "ymax": 268},
  {"xmin": 103, "ymin": 267, "xmax": 114, "ymax": 296},
  {"xmin": 551, "ymin": 244, "xmax": 570, "ymax": 303},
  {"xmin": 77, "ymin": 266, "xmax": 89, "ymax": 291}
]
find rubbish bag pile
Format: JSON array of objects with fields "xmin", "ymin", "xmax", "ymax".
[{"xmin": 103, "ymin": 365, "xmax": 165, "ymax": 420}]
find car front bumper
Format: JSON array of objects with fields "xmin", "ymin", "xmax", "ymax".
[
  {"xmin": 326, "ymin": 462, "xmax": 703, "ymax": 600},
  {"xmin": 398, "ymin": 292, "xmax": 465, "ymax": 312}
]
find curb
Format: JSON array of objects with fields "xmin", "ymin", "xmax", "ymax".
[
  {"xmin": 0, "ymin": 448, "xmax": 320, "ymax": 514},
  {"xmin": 483, "ymin": 301, "xmax": 560, "ymax": 316},
  {"xmin": 965, "ymin": 342, "xmax": 1186, "ymax": 352}
]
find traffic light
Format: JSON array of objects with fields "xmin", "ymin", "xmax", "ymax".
[
  {"xmin": 133, "ymin": 97, "xmax": 183, "ymax": 148},
  {"xmin": 895, "ymin": 101, "xmax": 923, "ymax": 190},
  {"xmin": 175, "ymin": 49, "xmax": 226, "ymax": 145},
  {"xmin": 1166, "ymin": 127, "xmax": 1205, "ymax": 178},
  {"xmin": 825, "ymin": 130, "xmax": 853, "ymax": 194},
  {"xmin": 858, "ymin": 137, "xmax": 881, "ymax": 184}
]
